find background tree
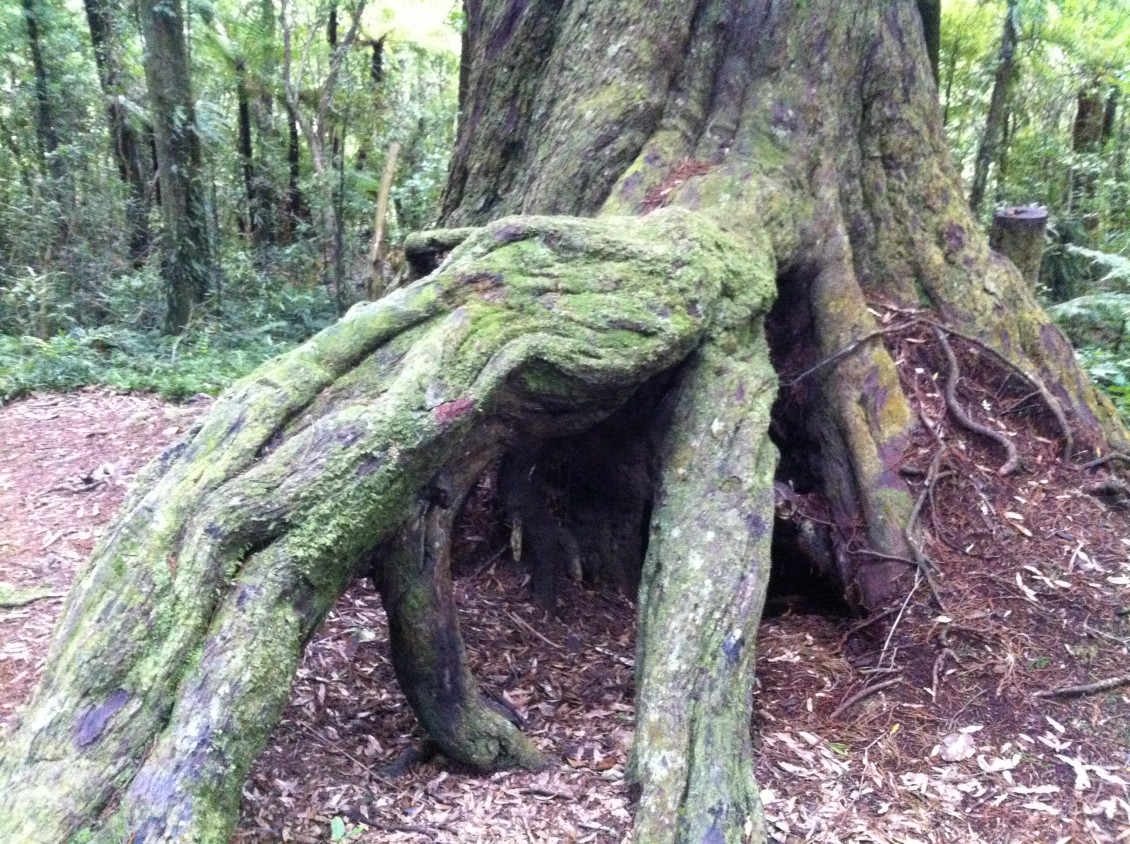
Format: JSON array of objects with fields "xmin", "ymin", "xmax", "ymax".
[
  {"xmin": 82, "ymin": 0, "xmax": 152, "ymax": 264},
  {"xmin": 138, "ymin": 0, "xmax": 216, "ymax": 331}
]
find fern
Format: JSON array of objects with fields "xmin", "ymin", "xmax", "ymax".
[{"xmin": 1063, "ymin": 245, "xmax": 1130, "ymax": 292}]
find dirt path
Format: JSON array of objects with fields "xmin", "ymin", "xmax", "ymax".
[{"xmin": 1, "ymin": 390, "xmax": 1128, "ymax": 843}]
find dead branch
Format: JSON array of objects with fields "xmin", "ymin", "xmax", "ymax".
[
  {"xmin": 784, "ymin": 323, "xmax": 915, "ymax": 386},
  {"xmin": 830, "ymin": 677, "xmax": 902, "ymax": 719},
  {"xmin": 934, "ymin": 328, "xmax": 1020, "ymax": 476},
  {"xmin": 1034, "ymin": 675, "xmax": 1130, "ymax": 699}
]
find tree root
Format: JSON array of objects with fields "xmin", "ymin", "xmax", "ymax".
[
  {"xmin": 875, "ymin": 302, "xmax": 1076, "ymax": 460},
  {"xmin": 1081, "ymin": 452, "xmax": 1130, "ymax": 471},
  {"xmin": 934, "ymin": 328, "xmax": 1020, "ymax": 476},
  {"xmin": 0, "ymin": 583, "xmax": 66, "ymax": 609}
]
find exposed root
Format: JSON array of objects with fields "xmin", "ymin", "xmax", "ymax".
[
  {"xmin": 1081, "ymin": 452, "xmax": 1130, "ymax": 471},
  {"xmin": 934, "ymin": 328, "xmax": 1020, "ymax": 476},
  {"xmin": 876, "ymin": 301, "xmax": 1076, "ymax": 460},
  {"xmin": 0, "ymin": 583, "xmax": 66, "ymax": 609},
  {"xmin": 929, "ymin": 321, "xmax": 1075, "ymax": 461}
]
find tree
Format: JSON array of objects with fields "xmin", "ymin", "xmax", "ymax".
[
  {"xmin": 83, "ymin": 0, "xmax": 152, "ymax": 264},
  {"xmin": 22, "ymin": 0, "xmax": 72, "ymax": 241},
  {"xmin": 282, "ymin": 0, "xmax": 367, "ymax": 309},
  {"xmin": 138, "ymin": 0, "xmax": 216, "ymax": 331},
  {"xmin": 969, "ymin": 0, "xmax": 1020, "ymax": 215},
  {"xmin": 0, "ymin": 2, "xmax": 1126, "ymax": 843}
]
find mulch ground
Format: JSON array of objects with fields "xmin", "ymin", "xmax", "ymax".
[{"xmin": 1, "ymin": 383, "xmax": 1128, "ymax": 844}]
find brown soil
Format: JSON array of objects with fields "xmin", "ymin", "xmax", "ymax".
[{"xmin": 1, "ymin": 381, "xmax": 1128, "ymax": 844}]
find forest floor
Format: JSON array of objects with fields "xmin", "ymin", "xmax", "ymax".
[{"xmin": 1, "ymin": 387, "xmax": 1129, "ymax": 844}]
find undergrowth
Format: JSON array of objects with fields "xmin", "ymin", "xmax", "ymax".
[{"xmin": 0, "ymin": 251, "xmax": 336, "ymax": 404}]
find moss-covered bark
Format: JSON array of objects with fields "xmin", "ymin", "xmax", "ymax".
[{"xmin": 0, "ymin": 209, "xmax": 772, "ymax": 843}]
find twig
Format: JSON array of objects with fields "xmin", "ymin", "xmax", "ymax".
[
  {"xmin": 839, "ymin": 606, "xmax": 897, "ymax": 646},
  {"xmin": 904, "ymin": 431, "xmax": 948, "ymax": 610},
  {"xmin": 507, "ymin": 610, "xmax": 563, "ymax": 649},
  {"xmin": 930, "ymin": 647, "xmax": 958, "ymax": 700},
  {"xmin": 784, "ymin": 323, "xmax": 914, "ymax": 386},
  {"xmin": 877, "ymin": 571, "xmax": 919, "ymax": 669},
  {"xmin": 831, "ymin": 677, "xmax": 902, "ymax": 720},
  {"xmin": 934, "ymin": 328, "xmax": 1019, "ymax": 476},
  {"xmin": 1034, "ymin": 675, "xmax": 1130, "ymax": 699}
]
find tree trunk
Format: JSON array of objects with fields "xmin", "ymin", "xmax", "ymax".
[
  {"xmin": 83, "ymin": 0, "xmax": 152, "ymax": 264},
  {"xmin": 990, "ymin": 205, "xmax": 1047, "ymax": 288},
  {"xmin": 236, "ymin": 58, "xmax": 256, "ymax": 238},
  {"xmin": 1, "ymin": 2, "xmax": 1126, "ymax": 843},
  {"xmin": 138, "ymin": 0, "xmax": 216, "ymax": 331},
  {"xmin": 969, "ymin": 0, "xmax": 1019, "ymax": 215},
  {"xmin": 1071, "ymin": 81, "xmax": 1108, "ymax": 232},
  {"xmin": 23, "ymin": 0, "xmax": 71, "ymax": 242}
]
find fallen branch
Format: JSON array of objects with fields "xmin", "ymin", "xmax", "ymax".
[
  {"xmin": 1034, "ymin": 675, "xmax": 1130, "ymax": 699},
  {"xmin": 830, "ymin": 677, "xmax": 902, "ymax": 720},
  {"xmin": 934, "ymin": 328, "xmax": 1019, "ymax": 476},
  {"xmin": 784, "ymin": 323, "xmax": 915, "ymax": 386}
]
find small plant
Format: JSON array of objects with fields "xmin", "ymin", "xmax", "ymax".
[{"xmin": 330, "ymin": 815, "xmax": 365, "ymax": 841}]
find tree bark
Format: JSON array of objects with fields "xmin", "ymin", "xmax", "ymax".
[
  {"xmin": 969, "ymin": 0, "xmax": 1019, "ymax": 215},
  {"xmin": 138, "ymin": 0, "xmax": 216, "ymax": 331},
  {"xmin": 1, "ymin": 2, "xmax": 1126, "ymax": 843},
  {"xmin": 83, "ymin": 0, "xmax": 152, "ymax": 264}
]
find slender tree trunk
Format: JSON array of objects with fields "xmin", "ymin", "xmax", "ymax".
[
  {"xmin": 942, "ymin": 34, "xmax": 959, "ymax": 127},
  {"xmin": 83, "ymin": 0, "xmax": 151, "ymax": 264},
  {"xmin": 1071, "ymin": 81, "xmax": 1108, "ymax": 232},
  {"xmin": 969, "ymin": 0, "xmax": 1019, "ymax": 216},
  {"xmin": 996, "ymin": 107, "xmax": 1011, "ymax": 204},
  {"xmin": 138, "ymin": 0, "xmax": 216, "ymax": 330},
  {"xmin": 236, "ymin": 58, "xmax": 257, "ymax": 239},
  {"xmin": 22, "ymin": 0, "xmax": 71, "ymax": 242},
  {"xmin": 282, "ymin": 101, "xmax": 305, "ymax": 242}
]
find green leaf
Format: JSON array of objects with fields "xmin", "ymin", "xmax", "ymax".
[{"xmin": 331, "ymin": 815, "xmax": 347, "ymax": 841}]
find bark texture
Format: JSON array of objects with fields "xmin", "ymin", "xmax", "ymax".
[{"xmin": 1, "ymin": 2, "xmax": 1126, "ymax": 844}]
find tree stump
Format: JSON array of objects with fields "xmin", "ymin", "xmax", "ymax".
[{"xmin": 990, "ymin": 205, "xmax": 1049, "ymax": 288}]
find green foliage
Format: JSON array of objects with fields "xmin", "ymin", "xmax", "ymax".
[{"xmin": 0, "ymin": 253, "xmax": 335, "ymax": 403}]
